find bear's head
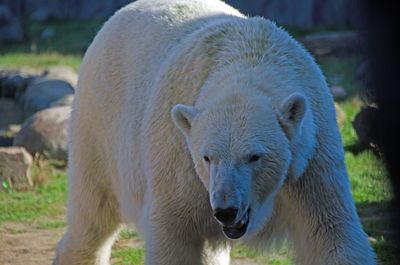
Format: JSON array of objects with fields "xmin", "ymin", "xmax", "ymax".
[{"xmin": 172, "ymin": 88, "xmax": 313, "ymax": 240}]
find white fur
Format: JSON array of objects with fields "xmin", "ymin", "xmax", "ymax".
[{"xmin": 54, "ymin": 0, "xmax": 376, "ymax": 264}]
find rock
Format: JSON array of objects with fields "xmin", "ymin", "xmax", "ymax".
[
  {"xmin": 50, "ymin": 94, "xmax": 74, "ymax": 107},
  {"xmin": 30, "ymin": 8, "xmax": 50, "ymax": 22},
  {"xmin": 0, "ymin": 4, "xmax": 12, "ymax": 26},
  {"xmin": 0, "ymin": 98, "xmax": 24, "ymax": 131},
  {"xmin": 334, "ymin": 102, "xmax": 346, "ymax": 129},
  {"xmin": 7, "ymin": 124, "xmax": 21, "ymax": 135},
  {"xmin": 0, "ymin": 146, "xmax": 33, "ymax": 191},
  {"xmin": 1, "ymin": 74, "xmax": 30, "ymax": 100},
  {"xmin": 13, "ymin": 106, "xmax": 71, "ymax": 160},
  {"xmin": 330, "ymin": 85, "xmax": 347, "ymax": 100},
  {"xmin": 0, "ymin": 17, "xmax": 23, "ymax": 42},
  {"xmin": 352, "ymin": 104, "xmax": 379, "ymax": 149},
  {"xmin": 0, "ymin": 68, "xmax": 19, "ymax": 79},
  {"xmin": 299, "ymin": 31, "xmax": 359, "ymax": 59},
  {"xmin": 5, "ymin": 74, "xmax": 26, "ymax": 91},
  {"xmin": 43, "ymin": 66, "xmax": 78, "ymax": 88},
  {"xmin": 0, "ymin": 68, "xmax": 44, "ymax": 79},
  {"xmin": 22, "ymin": 79, "xmax": 74, "ymax": 119},
  {"xmin": 0, "ymin": 68, "xmax": 44, "ymax": 101},
  {"xmin": 41, "ymin": 27, "xmax": 55, "ymax": 39}
]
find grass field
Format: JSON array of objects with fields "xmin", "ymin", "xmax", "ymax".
[
  {"xmin": 0, "ymin": 19, "xmax": 396, "ymax": 264},
  {"xmin": 0, "ymin": 18, "xmax": 102, "ymax": 70}
]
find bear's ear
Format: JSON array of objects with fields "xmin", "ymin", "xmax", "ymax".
[
  {"xmin": 171, "ymin": 104, "xmax": 198, "ymax": 136},
  {"xmin": 277, "ymin": 93, "xmax": 307, "ymax": 139}
]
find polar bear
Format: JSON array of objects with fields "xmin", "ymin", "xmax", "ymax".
[{"xmin": 54, "ymin": 0, "xmax": 376, "ymax": 264}]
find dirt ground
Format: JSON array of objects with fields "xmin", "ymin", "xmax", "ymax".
[
  {"xmin": 0, "ymin": 221, "xmax": 259, "ymax": 265},
  {"xmin": 0, "ymin": 221, "xmax": 65, "ymax": 265}
]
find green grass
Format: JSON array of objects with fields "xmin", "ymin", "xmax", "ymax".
[
  {"xmin": 319, "ymin": 56, "xmax": 364, "ymax": 98},
  {"xmin": 232, "ymin": 244, "xmax": 291, "ymax": 264},
  {"xmin": 119, "ymin": 229, "xmax": 140, "ymax": 240},
  {"xmin": 348, "ymin": 151, "xmax": 391, "ymax": 203},
  {"xmin": 0, "ymin": 18, "xmax": 104, "ymax": 54},
  {"xmin": 339, "ymin": 99, "xmax": 363, "ymax": 147},
  {"xmin": 0, "ymin": 170, "xmax": 66, "ymax": 224},
  {"xmin": 36, "ymin": 219, "xmax": 66, "ymax": 230},
  {"xmin": 113, "ymin": 247, "xmax": 145, "ymax": 265},
  {"xmin": 0, "ymin": 52, "xmax": 81, "ymax": 71},
  {"xmin": 371, "ymin": 236, "xmax": 398, "ymax": 265},
  {"xmin": 0, "ymin": 18, "xmax": 104, "ymax": 71},
  {"xmin": 336, "ymin": 97, "xmax": 392, "ymax": 205},
  {"xmin": 0, "ymin": 19, "xmax": 396, "ymax": 264}
]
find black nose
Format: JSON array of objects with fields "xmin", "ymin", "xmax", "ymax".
[{"xmin": 213, "ymin": 207, "xmax": 238, "ymax": 226}]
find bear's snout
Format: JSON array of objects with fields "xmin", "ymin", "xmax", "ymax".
[{"xmin": 213, "ymin": 207, "xmax": 238, "ymax": 226}]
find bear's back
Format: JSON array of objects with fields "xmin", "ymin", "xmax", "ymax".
[
  {"xmin": 73, "ymin": 0, "xmax": 243, "ymax": 139},
  {"xmin": 78, "ymin": 0, "xmax": 243, "ymax": 102}
]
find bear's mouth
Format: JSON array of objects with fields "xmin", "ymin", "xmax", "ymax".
[{"xmin": 222, "ymin": 208, "xmax": 250, "ymax": 239}]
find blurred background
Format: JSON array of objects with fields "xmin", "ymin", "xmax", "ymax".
[{"xmin": 0, "ymin": 0, "xmax": 398, "ymax": 265}]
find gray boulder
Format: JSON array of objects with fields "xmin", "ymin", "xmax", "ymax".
[
  {"xmin": 50, "ymin": 94, "xmax": 74, "ymax": 107},
  {"xmin": 43, "ymin": 66, "xmax": 78, "ymax": 88},
  {"xmin": 0, "ymin": 98, "xmax": 24, "ymax": 131},
  {"xmin": 0, "ymin": 146, "xmax": 33, "ymax": 191},
  {"xmin": 13, "ymin": 106, "xmax": 71, "ymax": 160},
  {"xmin": 22, "ymin": 79, "xmax": 74, "ymax": 119},
  {"xmin": 0, "ymin": 73, "xmax": 34, "ymax": 100}
]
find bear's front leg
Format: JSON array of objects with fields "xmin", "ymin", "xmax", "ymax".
[
  {"xmin": 144, "ymin": 203, "xmax": 230, "ymax": 265},
  {"xmin": 144, "ymin": 206, "xmax": 207, "ymax": 265},
  {"xmin": 282, "ymin": 158, "xmax": 376, "ymax": 265},
  {"xmin": 145, "ymin": 230, "xmax": 203, "ymax": 265}
]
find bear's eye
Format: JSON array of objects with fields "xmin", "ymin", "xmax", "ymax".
[
  {"xmin": 248, "ymin": 155, "xmax": 261, "ymax": 163},
  {"xmin": 203, "ymin": 156, "xmax": 211, "ymax": 163}
]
